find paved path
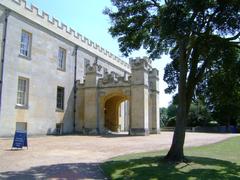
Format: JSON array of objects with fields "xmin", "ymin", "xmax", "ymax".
[{"xmin": 0, "ymin": 132, "xmax": 238, "ymax": 179}]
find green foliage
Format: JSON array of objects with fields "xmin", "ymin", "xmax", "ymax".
[
  {"xmin": 187, "ymin": 100, "xmax": 212, "ymax": 127},
  {"xmin": 105, "ymin": 0, "xmax": 240, "ymax": 111},
  {"xmin": 197, "ymin": 48, "xmax": 240, "ymax": 126},
  {"xmin": 160, "ymin": 107, "xmax": 168, "ymax": 127},
  {"xmin": 209, "ymin": 54, "xmax": 240, "ymax": 126},
  {"xmin": 105, "ymin": 0, "xmax": 239, "ymax": 58},
  {"xmin": 101, "ymin": 136, "xmax": 240, "ymax": 179},
  {"xmin": 105, "ymin": 0, "xmax": 240, "ymax": 160},
  {"xmin": 165, "ymin": 97, "xmax": 212, "ymax": 127},
  {"xmin": 167, "ymin": 103, "xmax": 177, "ymax": 118},
  {"xmin": 166, "ymin": 116, "xmax": 176, "ymax": 126},
  {"xmin": 165, "ymin": 103, "xmax": 177, "ymax": 126},
  {"xmin": 237, "ymin": 119, "xmax": 240, "ymax": 126}
]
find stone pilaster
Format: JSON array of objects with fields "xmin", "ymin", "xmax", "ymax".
[
  {"xmin": 129, "ymin": 57, "xmax": 151, "ymax": 135},
  {"xmin": 83, "ymin": 63, "xmax": 102, "ymax": 134},
  {"xmin": 149, "ymin": 68, "xmax": 160, "ymax": 134}
]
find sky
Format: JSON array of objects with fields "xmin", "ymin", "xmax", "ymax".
[{"xmin": 26, "ymin": 0, "xmax": 173, "ymax": 107}]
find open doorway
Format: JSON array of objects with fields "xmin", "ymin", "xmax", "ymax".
[{"xmin": 104, "ymin": 95, "xmax": 129, "ymax": 133}]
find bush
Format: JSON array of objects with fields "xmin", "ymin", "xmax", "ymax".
[{"xmin": 166, "ymin": 116, "xmax": 176, "ymax": 127}]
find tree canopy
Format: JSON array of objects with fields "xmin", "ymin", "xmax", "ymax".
[
  {"xmin": 198, "ymin": 48, "xmax": 240, "ymax": 126},
  {"xmin": 105, "ymin": 0, "xmax": 240, "ymax": 161}
]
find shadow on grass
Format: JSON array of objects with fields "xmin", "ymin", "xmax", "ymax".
[
  {"xmin": 0, "ymin": 163, "xmax": 107, "ymax": 180},
  {"xmin": 102, "ymin": 156, "xmax": 240, "ymax": 180}
]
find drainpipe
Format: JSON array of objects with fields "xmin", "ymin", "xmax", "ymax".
[
  {"xmin": 73, "ymin": 45, "xmax": 78, "ymax": 133},
  {"xmin": 128, "ymin": 87, "xmax": 132, "ymax": 136},
  {"xmin": 0, "ymin": 9, "xmax": 10, "ymax": 111},
  {"xmin": 95, "ymin": 56, "xmax": 100, "ymax": 134}
]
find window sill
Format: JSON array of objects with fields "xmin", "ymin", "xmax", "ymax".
[
  {"xmin": 56, "ymin": 108, "xmax": 64, "ymax": 112},
  {"xmin": 19, "ymin": 54, "xmax": 31, "ymax": 60},
  {"xmin": 15, "ymin": 104, "xmax": 29, "ymax": 109},
  {"xmin": 57, "ymin": 68, "xmax": 66, "ymax": 72}
]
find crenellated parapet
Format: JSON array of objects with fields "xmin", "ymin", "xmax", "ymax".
[
  {"xmin": 129, "ymin": 57, "xmax": 151, "ymax": 86},
  {"xmin": 83, "ymin": 63, "xmax": 102, "ymax": 87},
  {"xmin": 0, "ymin": 0, "xmax": 131, "ymax": 71},
  {"xmin": 149, "ymin": 68, "xmax": 159, "ymax": 79},
  {"xmin": 129, "ymin": 57, "xmax": 152, "ymax": 71},
  {"xmin": 98, "ymin": 72, "xmax": 130, "ymax": 87},
  {"xmin": 86, "ymin": 63, "xmax": 102, "ymax": 74},
  {"xmin": 100, "ymin": 73, "xmax": 116, "ymax": 84},
  {"xmin": 149, "ymin": 68, "xmax": 159, "ymax": 92}
]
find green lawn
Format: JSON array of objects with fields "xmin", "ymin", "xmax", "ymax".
[{"xmin": 101, "ymin": 136, "xmax": 240, "ymax": 180}]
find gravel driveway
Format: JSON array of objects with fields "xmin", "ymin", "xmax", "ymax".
[{"xmin": 0, "ymin": 132, "xmax": 238, "ymax": 179}]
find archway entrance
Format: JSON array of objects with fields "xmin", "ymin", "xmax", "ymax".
[
  {"xmin": 104, "ymin": 95, "xmax": 129, "ymax": 132},
  {"xmin": 76, "ymin": 57, "xmax": 160, "ymax": 135}
]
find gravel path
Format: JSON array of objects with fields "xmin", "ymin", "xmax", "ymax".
[{"xmin": 0, "ymin": 132, "xmax": 238, "ymax": 179}]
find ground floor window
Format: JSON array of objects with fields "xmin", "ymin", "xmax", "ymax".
[
  {"xmin": 16, "ymin": 77, "xmax": 29, "ymax": 107},
  {"xmin": 57, "ymin": 47, "xmax": 66, "ymax": 71},
  {"xmin": 57, "ymin": 86, "xmax": 64, "ymax": 110}
]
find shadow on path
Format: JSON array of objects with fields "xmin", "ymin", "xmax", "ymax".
[{"xmin": 0, "ymin": 163, "xmax": 107, "ymax": 180}]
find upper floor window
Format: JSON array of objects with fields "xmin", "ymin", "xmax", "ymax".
[
  {"xmin": 16, "ymin": 77, "xmax": 29, "ymax": 107},
  {"xmin": 58, "ymin": 47, "xmax": 66, "ymax": 71},
  {"xmin": 84, "ymin": 58, "xmax": 90, "ymax": 74},
  {"xmin": 103, "ymin": 67, "xmax": 108, "ymax": 74},
  {"xmin": 20, "ymin": 30, "xmax": 32, "ymax": 58}
]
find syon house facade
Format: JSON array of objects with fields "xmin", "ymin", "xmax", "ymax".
[{"xmin": 0, "ymin": 0, "xmax": 160, "ymax": 136}]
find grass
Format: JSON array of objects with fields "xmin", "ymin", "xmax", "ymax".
[{"xmin": 101, "ymin": 136, "xmax": 240, "ymax": 180}]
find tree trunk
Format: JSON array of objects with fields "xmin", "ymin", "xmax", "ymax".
[
  {"xmin": 164, "ymin": 104, "xmax": 187, "ymax": 162},
  {"xmin": 165, "ymin": 41, "xmax": 188, "ymax": 162}
]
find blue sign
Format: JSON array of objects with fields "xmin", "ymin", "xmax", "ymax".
[{"xmin": 12, "ymin": 131, "xmax": 28, "ymax": 149}]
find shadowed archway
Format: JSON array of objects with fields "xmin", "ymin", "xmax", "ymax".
[{"xmin": 104, "ymin": 94, "xmax": 129, "ymax": 132}]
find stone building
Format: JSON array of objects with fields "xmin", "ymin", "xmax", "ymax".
[{"xmin": 0, "ymin": 0, "xmax": 160, "ymax": 136}]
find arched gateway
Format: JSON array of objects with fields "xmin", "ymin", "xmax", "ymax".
[{"xmin": 76, "ymin": 57, "xmax": 160, "ymax": 135}]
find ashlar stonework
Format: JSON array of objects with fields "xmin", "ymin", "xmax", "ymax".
[
  {"xmin": 0, "ymin": 0, "xmax": 160, "ymax": 136},
  {"xmin": 76, "ymin": 57, "xmax": 160, "ymax": 135}
]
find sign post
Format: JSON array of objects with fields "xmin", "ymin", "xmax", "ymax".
[{"xmin": 12, "ymin": 130, "xmax": 28, "ymax": 149}]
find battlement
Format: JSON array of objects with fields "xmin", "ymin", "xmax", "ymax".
[
  {"xmin": 86, "ymin": 63, "xmax": 102, "ymax": 74},
  {"xmin": 149, "ymin": 68, "xmax": 159, "ymax": 79},
  {"xmin": 98, "ymin": 72, "xmax": 130, "ymax": 87},
  {"xmin": 0, "ymin": 0, "xmax": 131, "ymax": 71},
  {"xmin": 129, "ymin": 57, "xmax": 152, "ymax": 70}
]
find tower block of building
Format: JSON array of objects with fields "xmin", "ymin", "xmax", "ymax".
[
  {"xmin": 83, "ymin": 62, "xmax": 102, "ymax": 133},
  {"xmin": 149, "ymin": 68, "xmax": 160, "ymax": 134},
  {"xmin": 129, "ymin": 58, "xmax": 150, "ymax": 135}
]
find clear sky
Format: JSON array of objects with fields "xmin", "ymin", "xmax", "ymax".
[{"xmin": 26, "ymin": 0, "xmax": 173, "ymax": 107}]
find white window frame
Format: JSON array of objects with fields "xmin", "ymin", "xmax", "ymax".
[
  {"xmin": 16, "ymin": 77, "xmax": 29, "ymax": 107},
  {"xmin": 57, "ymin": 47, "xmax": 66, "ymax": 71},
  {"xmin": 20, "ymin": 30, "xmax": 32, "ymax": 58}
]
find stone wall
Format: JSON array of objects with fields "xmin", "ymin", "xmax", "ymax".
[
  {"xmin": 0, "ymin": 12, "xmax": 76, "ymax": 136},
  {"xmin": 0, "ymin": 7, "xmax": 5, "ymax": 78},
  {"xmin": 77, "ymin": 57, "xmax": 160, "ymax": 136},
  {"xmin": 0, "ymin": 3, "xmax": 129, "ymax": 136}
]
